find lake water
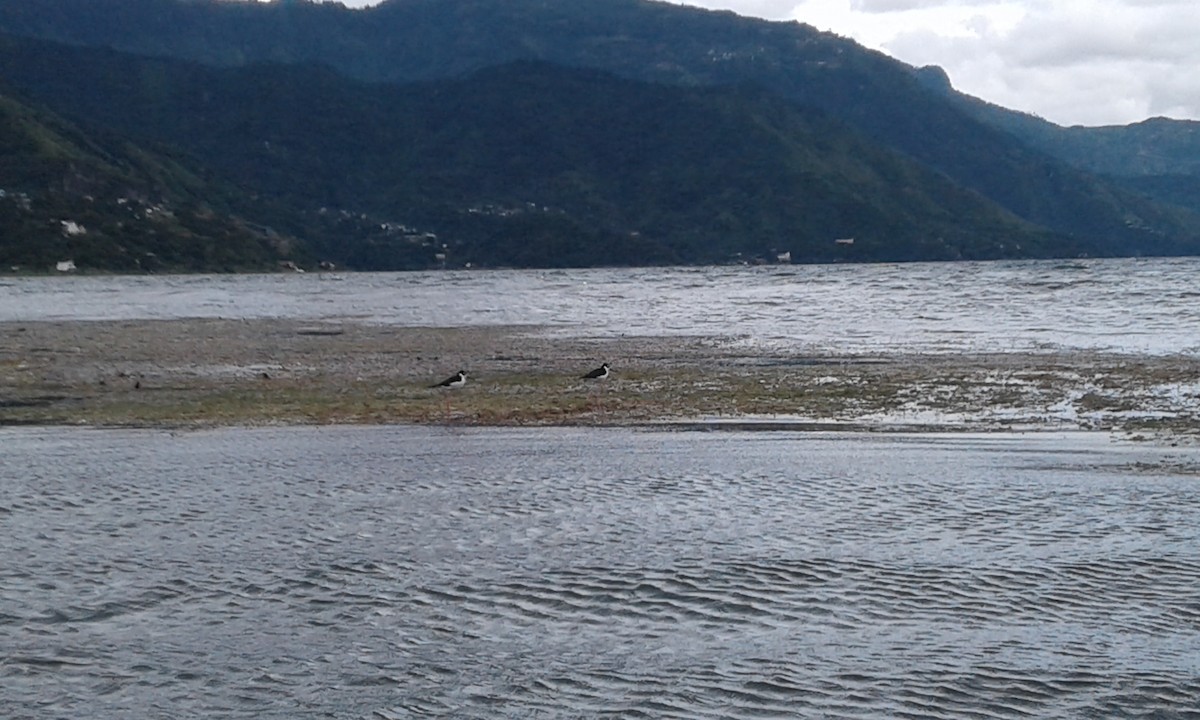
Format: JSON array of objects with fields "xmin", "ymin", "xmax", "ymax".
[
  {"xmin": 4, "ymin": 256, "xmax": 1200, "ymax": 355},
  {"xmin": 4, "ymin": 425, "xmax": 1200, "ymax": 719},
  {"xmin": 4, "ymin": 258, "xmax": 1200, "ymax": 718}
]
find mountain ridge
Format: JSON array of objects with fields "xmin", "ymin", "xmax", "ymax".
[
  {"xmin": 1, "ymin": 0, "xmax": 1198, "ymax": 271},
  {"xmin": 0, "ymin": 84, "xmax": 303, "ymax": 272},
  {"xmin": 1, "ymin": 37, "xmax": 1091, "ymax": 269}
]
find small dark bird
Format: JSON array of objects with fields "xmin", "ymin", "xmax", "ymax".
[
  {"xmin": 431, "ymin": 370, "xmax": 468, "ymax": 389},
  {"xmin": 581, "ymin": 363, "xmax": 610, "ymax": 381}
]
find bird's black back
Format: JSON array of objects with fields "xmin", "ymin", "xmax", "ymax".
[{"xmin": 582, "ymin": 364, "xmax": 610, "ymax": 380}]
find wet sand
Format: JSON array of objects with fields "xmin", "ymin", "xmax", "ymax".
[{"xmin": 2, "ymin": 318, "xmax": 1198, "ymax": 438}]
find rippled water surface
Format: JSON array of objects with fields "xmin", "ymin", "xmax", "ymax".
[
  {"xmin": 4, "ymin": 426, "xmax": 1200, "ymax": 719},
  {"xmin": 5, "ymin": 256, "xmax": 1200, "ymax": 354}
]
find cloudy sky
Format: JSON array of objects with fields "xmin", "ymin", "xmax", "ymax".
[{"xmin": 328, "ymin": 0, "xmax": 1199, "ymax": 127}]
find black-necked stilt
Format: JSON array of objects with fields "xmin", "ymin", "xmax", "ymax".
[
  {"xmin": 431, "ymin": 370, "xmax": 468, "ymax": 389},
  {"xmin": 581, "ymin": 363, "xmax": 610, "ymax": 414},
  {"xmin": 581, "ymin": 363, "xmax": 610, "ymax": 381},
  {"xmin": 431, "ymin": 370, "xmax": 467, "ymax": 419}
]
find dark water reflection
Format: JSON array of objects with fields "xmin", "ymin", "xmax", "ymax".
[{"xmin": 3, "ymin": 427, "xmax": 1200, "ymax": 718}]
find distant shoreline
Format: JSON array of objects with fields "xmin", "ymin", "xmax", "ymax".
[{"xmin": 2, "ymin": 318, "xmax": 1198, "ymax": 441}]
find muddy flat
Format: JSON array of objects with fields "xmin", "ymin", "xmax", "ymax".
[{"xmin": 2, "ymin": 318, "xmax": 1197, "ymax": 439}]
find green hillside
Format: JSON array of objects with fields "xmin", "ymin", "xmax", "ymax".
[
  {"xmin": 1, "ymin": 0, "xmax": 1196, "ymax": 258},
  {"xmin": 0, "ymin": 88, "xmax": 304, "ymax": 272},
  {"xmin": 935, "ymin": 81, "xmax": 1200, "ymax": 215},
  {"xmin": 0, "ymin": 39, "xmax": 1086, "ymax": 268}
]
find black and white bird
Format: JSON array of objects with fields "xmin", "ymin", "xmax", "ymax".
[
  {"xmin": 431, "ymin": 370, "xmax": 468, "ymax": 389},
  {"xmin": 581, "ymin": 363, "xmax": 610, "ymax": 381},
  {"xmin": 431, "ymin": 370, "xmax": 467, "ymax": 420},
  {"xmin": 581, "ymin": 363, "xmax": 610, "ymax": 413}
]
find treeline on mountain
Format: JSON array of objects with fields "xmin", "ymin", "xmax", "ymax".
[
  {"xmin": 0, "ymin": 89, "xmax": 305, "ymax": 272},
  {"xmin": 0, "ymin": 0, "xmax": 1198, "ymax": 272},
  {"xmin": 945, "ymin": 91, "xmax": 1200, "ymax": 215},
  {"xmin": 0, "ymin": 38, "xmax": 1076, "ymax": 270}
]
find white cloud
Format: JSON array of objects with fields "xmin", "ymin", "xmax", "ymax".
[
  {"xmin": 709, "ymin": 0, "xmax": 1199, "ymax": 125},
  {"xmin": 299, "ymin": 0, "xmax": 1200, "ymax": 125},
  {"xmin": 665, "ymin": 0, "xmax": 801, "ymax": 18},
  {"xmin": 868, "ymin": 0, "xmax": 1200, "ymax": 124}
]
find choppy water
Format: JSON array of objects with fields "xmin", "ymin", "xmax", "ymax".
[
  {"xmin": 4, "ymin": 256, "xmax": 1200, "ymax": 354},
  {"xmin": 4, "ymin": 426, "xmax": 1200, "ymax": 719}
]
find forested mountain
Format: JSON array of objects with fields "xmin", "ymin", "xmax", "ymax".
[
  {"xmin": 0, "ymin": 87, "xmax": 302, "ymax": 272},
  {"xmin": 0, "ymin": 0, "xmax": 1198, "ymax": 271},
  {"xmin": 1, "ymin": 38, "xmax": 1079, "ymax": 268},
  {"xmin": 943, "ymin": 88, "xmax": 1200, "ymax": 216}
]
